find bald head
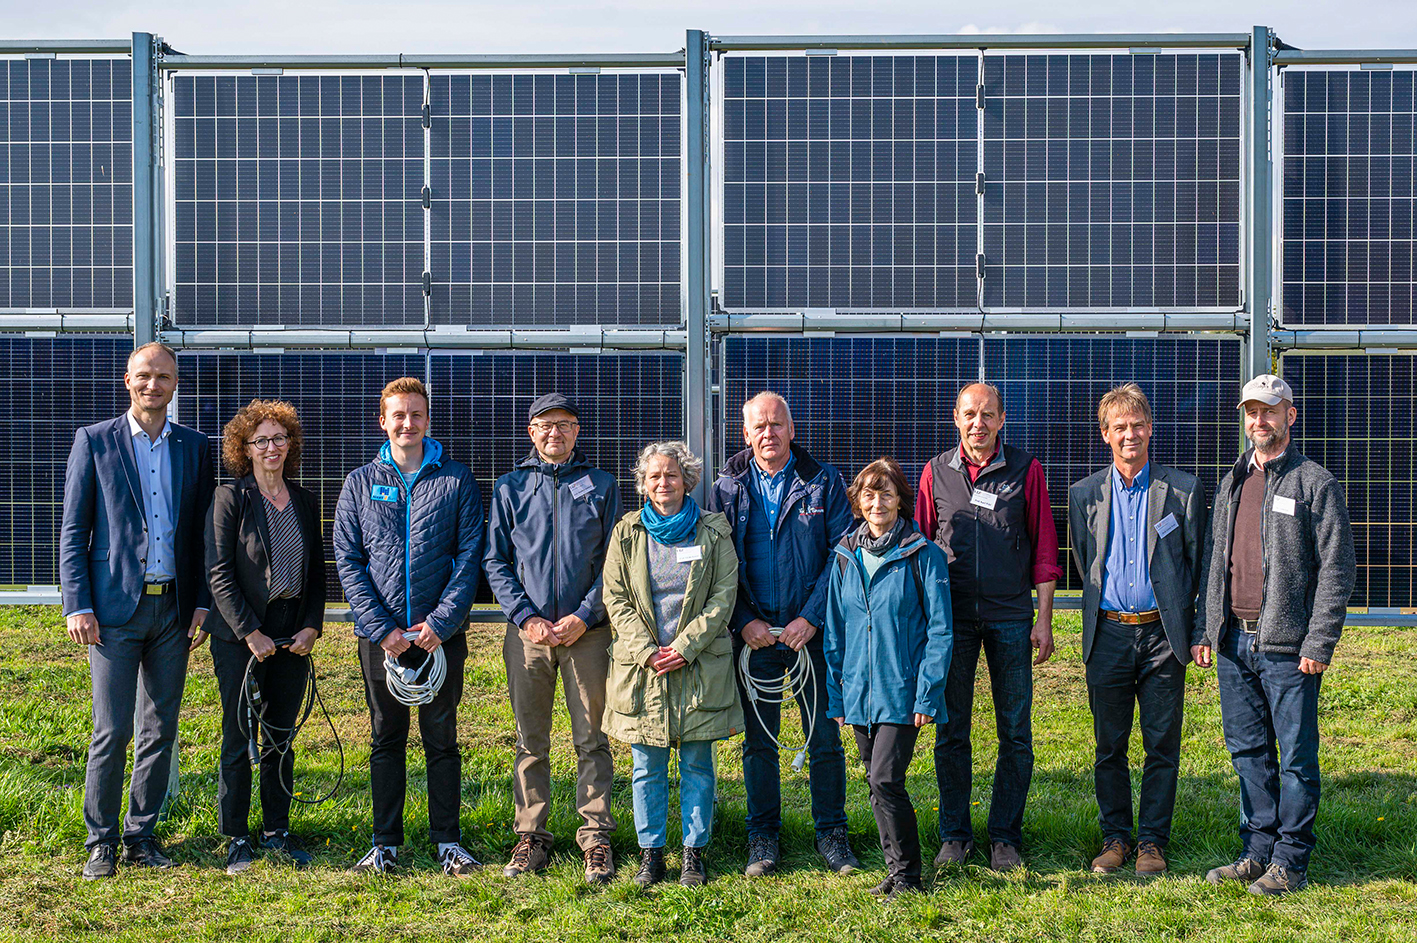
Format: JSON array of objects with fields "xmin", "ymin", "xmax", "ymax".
[
  {"xmin": 955, "ymin": 382, "xmax": 1003, "ymax": 413},
  {"xmin": 953, "ymin": 382, "xmax": 1006, "ymax": 464}
]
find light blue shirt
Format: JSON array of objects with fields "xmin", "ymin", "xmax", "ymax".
[
  {"xmin": 128, "ymin": 411, "xmax": 176, "ymax": 583},
  {"xmin": 1099, "ymin": 462, "xmax": 1157, "ymax": 613},
  {"xmin": 751, "ymin": 453, "xmax": 795, "ymax": 531}
]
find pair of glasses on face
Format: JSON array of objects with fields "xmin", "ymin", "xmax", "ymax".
[
  {"xmin": 246, "ymin": 434, "xmax": 291, "ymax": 450},
  {"xmin": 530, "ymin": 420, "xmax": 578, "ymax": 434}
]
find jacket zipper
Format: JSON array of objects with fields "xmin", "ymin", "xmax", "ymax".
[{"xmin": 552, "ymin": 465, "xmax": 561, "ymax": 620}]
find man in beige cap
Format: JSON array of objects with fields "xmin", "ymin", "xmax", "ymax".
[{"xmin": 1194, "ymin": 374, "xmax": 1354, "ymax": 896}]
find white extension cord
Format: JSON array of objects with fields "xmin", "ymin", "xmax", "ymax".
[
  {"xmin": 383, "ymin": 631, "xmax": 447, "ymax": 706},
  {"xmin": 736, "ymin": 626, "xmax": 816, "ymax": 772}
]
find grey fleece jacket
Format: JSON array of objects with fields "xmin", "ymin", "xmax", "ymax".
[{"xmin": 1196, "ymin": 447, "xmax": 1356, "ymax": 664}]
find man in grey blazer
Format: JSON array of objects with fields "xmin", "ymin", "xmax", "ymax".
[
  {"xmin": 60, "ymin": 342, "xmax": 215, "ymax": 879},
  {"xmin": 1068, "ymin": 383, "xmax": 1205, "ymax": 878}
]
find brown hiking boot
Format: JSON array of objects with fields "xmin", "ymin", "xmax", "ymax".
[
  {"xmin": 1205, "ymin": 855, "xmax": 1268, "ymax": 885},
  {"xmin": 933, "ymin": 840, "xmax": 973, "ymax": 867},
  {"xmin": 502, "ymin": 835, "xmax": 549, "ymax": 877},
  {"xmin": 1135, "ymin": 841, "xmax": 1167, "ymax": 877},
  {"xmin": 583, "ymin": 843, "xmax": 615, "ymax": 884},
  {"xmin": 989, "ymin": 842, "xmax": 1023, "ymax": 872},
  {"xmin": 1090, "ymin": 837, "xmax": 1131, "ymax": 874},
  {"xmin": 1248, "ymin": 863, "xmax": 1308, "ymax": 896}
]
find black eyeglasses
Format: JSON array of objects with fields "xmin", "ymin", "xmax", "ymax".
[
  {"xmin": 529, "ymin": 420, "xmax": 578, "ymax": 434},
  {"xmin": 246, "ymin": 434, "xmax": 290, "ymax": 450}
]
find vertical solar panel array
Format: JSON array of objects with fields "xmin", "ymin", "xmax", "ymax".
[
  {"xmin": 982, "ymin": 54, "xmax": 1243, "ymax": 308},
  {"xmin": 429, "ymin": 72, "xmax": 683, "ymax": 326},
  {"xmin": 1281, "ymin": 70, "xmax": 1417, "ymax": 325},
  {"xmin": 172, "ymin": 74, "xmax": 426, "ymax": 326},
  {"xmin": 1284, "ymin": 353, "xmax": 1415, "ymax": 608},
  {"xmin": 0, "ymin": 336, "xmax": 130, "ymax": 587},
  {"xmin": 0, "ymin": 58, "xmax": 133, "ymax": 310},
  {"xmin": 721, "ymin": 55, "xmax": 979, "ymax": 310}
]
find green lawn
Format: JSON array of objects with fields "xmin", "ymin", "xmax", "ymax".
[{"xmin": 1, "ymin": 606, "xmax": 1414, "ymax": 942}]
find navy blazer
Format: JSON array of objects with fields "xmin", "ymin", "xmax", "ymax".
[{"xmin": 60, "ymin": 414, "xmax": 216, "ymax": 628}]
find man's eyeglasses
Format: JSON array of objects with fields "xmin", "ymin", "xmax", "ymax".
[
  {"xmin": 529, "ymin": 420, "xmax": 578, "ymax": 434},
  {"xmin": 246, "ymin": 434, "xmax": 291, "ymax": 450}
]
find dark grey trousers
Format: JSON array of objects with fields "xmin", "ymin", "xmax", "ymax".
[{"xmin": 84, "ymin": 592, "xmax": 189, "ymax": 849}]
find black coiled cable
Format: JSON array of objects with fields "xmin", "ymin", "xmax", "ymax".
[{"xmin": 235, "ymin": 637, "xmax": 344, "ymax": 805}]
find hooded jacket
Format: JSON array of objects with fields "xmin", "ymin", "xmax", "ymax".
[
  {"xmin": 333, "ymin": 436, "xmax": 484, "ymax": 644},
  {"xmin": 484, "ymin": 448, "xmax": 621, "ymax": 629}
]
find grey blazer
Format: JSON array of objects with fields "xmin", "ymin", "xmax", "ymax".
[{"xmin": 1067, "ymin": 463, "xmax": 1207, "ymax": 665}]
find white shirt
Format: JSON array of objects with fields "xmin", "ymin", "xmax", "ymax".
[{"xmin": 128, "ymin": 411, "xmax": 177, "ymax": 583}]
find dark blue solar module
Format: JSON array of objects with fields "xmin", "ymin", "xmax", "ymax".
[
  {"xmin": 720, "ymin": 55, "xmax": 980, "ymax": 311},
  {"xmin": 429, "ymin": 72, "xmax": 683, "ymax": 327},
  {"xmin": 982, "ymin": 54, "xmax": 1243, "ymax": 308},
  {"xmin": 172, "ymin": 74, "xmax": 427, "ymax": 326},
  {"xmin": 0, "ymin": 336, "xmax": 130, "ymax": 587},
  {"xmin": 1281, "ymin": 70, "xmax": 1417, "ymax": 326},
  {"xmin": 1284, "ymin": 352, "xmax": 1415, "ymax": 607},
  {"xmin": 179, "ymin": 349, "xmax": 683, "ymax": 600},
  {"xmin": 0, "ymin": 58, "xmax": 134, "ymax": 310},
  {"xmin": 722, "ymin": 334, "xmax": 1240, "ymax": 591}
]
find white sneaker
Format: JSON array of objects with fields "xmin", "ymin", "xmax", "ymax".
[
  {"xmin": 350, "ymin": 844, "xmax": 398, "ymax": 874},
  {"xmin": 439, "ymin": 843, "xmax": 483, "ymax": 877}
]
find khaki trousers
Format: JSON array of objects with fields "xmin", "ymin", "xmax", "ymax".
[{"xmin": 503, "ymin": 622, "xmax": 615, "ymax": 850}]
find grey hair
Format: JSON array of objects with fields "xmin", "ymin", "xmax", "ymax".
[
  {"xmin": 632, "ymin": 440, "xmax": 703, "ymax": 496},
  {"xmin": 742, "ymin": 390, "xmax": 793, "ymax": 426},
  {"xmin": 955, "ymin": 382, "xmax": 1004, "ymax": 413}
]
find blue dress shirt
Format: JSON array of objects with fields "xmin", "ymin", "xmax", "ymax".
[
  {"xmin": 127, "ymin": 411, "xmax": 177, "ymax": 583},
  {"xmin": 1099, "ymin": 462, "xmax": 1157, "ymax": 613}
]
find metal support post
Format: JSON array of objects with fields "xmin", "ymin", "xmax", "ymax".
[
  {"xmin": 132, "ymin": 32, "xmax": 159, "ymax": 348},
  {"xmin": 685, "ymin": 30, "xmax": 713, "ymax": 499},
  {"xmin": 1246, "ymin": 25, "xmax": 1275, "ymax": 379}
]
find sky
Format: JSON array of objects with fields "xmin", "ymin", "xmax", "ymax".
[{"xmin": 1, "ymin": 0, "xmax": 1414, "ymax": 55}]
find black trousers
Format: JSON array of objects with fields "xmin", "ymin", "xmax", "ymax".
[
  {"xmin": 1085, "ymin": 616, "xmax": 1186, "ymax": 846},
  {"xmin": 853, "ymin": 722, "xmax": 922, "ymax": 885},
  {"xmin": 358, "ymin": 630, "xmax": 467, "ymax": 847},
  {"xmin": 210, "ymin": 598, "xmax": 311, "ymax": 839}
]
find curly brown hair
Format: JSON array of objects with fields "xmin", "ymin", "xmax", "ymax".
[{"xmin": 221, "ymin": 399, "xmax": 304, "ymax": 478}]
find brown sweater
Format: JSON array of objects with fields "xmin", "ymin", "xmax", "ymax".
[{"xmin": 1228, "ymin": 464, "xmax": 1266, "ymax": 621}]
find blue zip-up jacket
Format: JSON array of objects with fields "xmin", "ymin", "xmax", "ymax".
[
  {"xmin": 708, "ymin": 444, "xmax": 854, "ymax": 634},
  {"xmin": 333, "ymin": 436, "xmax": 484, "ymax": 644},
  {"xmin": 483, "ymin": 448, "xmax": 621, "ymax": 629},
  {"xmin": 823, "ymin": 523, "xmax": 954, "ymax": 727}
]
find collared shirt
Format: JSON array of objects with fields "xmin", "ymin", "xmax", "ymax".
[
  {"xmin": 1100, "ymin": 462, "xmax": 1156, "ymax": 613},
  {"xmin": 743, "ymin": 452, "xmax": 796, "ymax": 621},
  {"xmin": 128, "ymin": 411, "xmax": 176, "ymax": 583},
  {"xmin": 751, "ymin": 453, "xmax": 795, "ymax": 531}
]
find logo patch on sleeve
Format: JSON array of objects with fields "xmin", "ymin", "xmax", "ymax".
[{"xmin": 371, "ymin": 484, "xmax": 400, "ymax": 503}]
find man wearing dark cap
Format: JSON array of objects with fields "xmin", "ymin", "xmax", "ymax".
[
  {"xmin": 1196, "ymin": 374, "xmax": 1355, "ymax": 896},
  {"xmin": 484, "ymin": 393, "xmax": 622, "ymax": 884}
]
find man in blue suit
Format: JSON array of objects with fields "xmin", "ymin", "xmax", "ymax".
[{"xmin": 61, "ymin": 342, "xmax": 215, "ymax": 880}]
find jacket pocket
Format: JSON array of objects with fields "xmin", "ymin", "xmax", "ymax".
[
  {"xmin": 688, "ymin": 634, "xmax": 736, "ymax": 711},
  {"xmin": 606, "ymin": 650, "xmax": 647, "ymax": 715}
]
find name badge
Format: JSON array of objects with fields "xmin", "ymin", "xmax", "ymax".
[
  {"xmin": 1155, "ymin": 512, "xmax": 1179, "ymax": 538},
  {"xmin": 969, "ymin": 489, "xmax": 998, "ymax": 511},
  {"xmin": 370, "ymin": 484, "xmax": 400, "ymax": 503},
  {"xmin": 1272, "ymin": 495, "xmax": 1297, "ymax": 516},
  {"xmin": 568, "ymin": 476, "xmax": 596, "ymax": 500},
  {"xmin": 676, "ymin": 545, "xmax": 703, "ymax": 563}
]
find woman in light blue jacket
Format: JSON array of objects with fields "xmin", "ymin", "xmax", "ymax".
[{"xmin": 824, "ymin": 457, "xmax": 952, "ymax": 898}]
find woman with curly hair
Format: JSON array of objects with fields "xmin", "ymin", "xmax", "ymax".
[{"xmin": 203, "ymin": 399, "xmax": 326, "ymax": 874}]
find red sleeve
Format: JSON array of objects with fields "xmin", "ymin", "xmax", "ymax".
[
  {"xmin": 1024, "ymin": 459, "xmax": 1064, "ymax": 585},
  {"xmin": 914, "ymin": 461, "xmax": 937, "ymax": 540}
]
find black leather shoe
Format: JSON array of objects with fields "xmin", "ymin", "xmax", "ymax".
[
  {"xmin": 744, "ymin": 833, "xmax": 778, "ymax": 878},
  {"xmin": 123, "ymin": 837, "xmax": 174, "ymax": 869},
  {"xmin": 261, "ymin": 829, "xmax": 314, "ymax": 868},
  {"xmin": 816, "ymin": 826, "xmax": 860, "ymax": 874},
  {"xmin": 635, "ymin": 847, "xmax": 667, "ymax": 887},
  {"xmin": 83, "ymin": 843, "xmax": 118, "ymax": 880},
  {"xmin": 680, "ymin": 845, "xmax": 707, "ymax": 887}
]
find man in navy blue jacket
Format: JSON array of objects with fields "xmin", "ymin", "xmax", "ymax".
[
  {"xmin": 334, "ymin": 377, "xmax": 484, "ymax": 878},
  {"xmin": 708, "ymin": 391, "xmax": 859, "ymax": 877},
  {"xmin": 61, "ymin": 342, "xmax": 215, "ymax": 880}
]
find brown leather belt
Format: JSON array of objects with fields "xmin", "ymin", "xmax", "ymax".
[{"xmin": 1101, "ymin": 609, "xmax": 1161, "ymax": 625}]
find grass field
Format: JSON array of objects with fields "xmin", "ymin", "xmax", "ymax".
[{"xmin": 0, "ymin": 606, "xmax": 1414, "ymax": 942}]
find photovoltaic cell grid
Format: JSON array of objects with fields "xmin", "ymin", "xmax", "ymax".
[
  {"xmin": 172, "ymin": 75, "xmax": 427, "ymax": 326},
  {"xmin": 721, "ymin": 335, "xmax": 1240, "ymax": 592},
  {"xmin": 0, "ymin": 336, "xmax": 130, "ymax": 587},
  {"xmin": 1284, "ymin": 352, "xmax": 1415, "ymax": 608},
  {"xmin": 1281, "ymin": 70, "xmax": 1417, "ymax": 325},
  {"xmin": 429, "ymin": 73, "xmax": 683, "ymax": 327},
  {"xmin": 982, "ymin": 54, "xmax": 1243, "ymax": 308},
  {"xmin": 721, "ymin": 55, "xmax": 979, "ymax": 311},
  {"xmin": 0, "ymin": 58, "xmax": 133, "ymax": 310}
]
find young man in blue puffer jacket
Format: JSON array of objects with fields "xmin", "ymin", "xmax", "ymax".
[{"xmin": 334, "ymin": 377, "xmax": 484, "ymax": 878}]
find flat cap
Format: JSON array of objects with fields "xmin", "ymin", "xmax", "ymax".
[{"xmin": 528, "ymin": 392, "xmax": 579, "ymax": 423}]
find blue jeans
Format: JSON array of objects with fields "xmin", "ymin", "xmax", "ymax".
[
  {"xmin": 934, "ymin": 618, "xmax": 1034, "ymax": 847},
  {"xmin": 631, "ymin": 741, "xmax": 717, "ymax": 849},
  {"xmin": 1217, "ymin": 625, "xmax": 1323, "ymax": 871},
  {"xmin": 736, "ymin": 637, "xmax": 847, "ymax": 839}
]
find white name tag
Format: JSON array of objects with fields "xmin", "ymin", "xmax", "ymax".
[
  {"xmin": 676, "ymin": 545, "xmax": 703, "ymax": 563},
  {"xmin": 1272, "ymin": 495, "xmax": 1297, "ymax": 516},
  {"xmin": 969, "ymin": 489, "xmax": 998, "ymax": 511},
  {"xmin": 1155, "ymin": 512, "xmax": 1179, "ymax": 538},
  {"xmin": 568, "ymin": 476, "xmax": 596, "ymax": 499}
]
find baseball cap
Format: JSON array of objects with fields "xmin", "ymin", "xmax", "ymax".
[
  {"xmin": 528, "ymin": 392, "xmax": 579, "ymax": 423},
  {"xmin": 1237, "ymin": 374, "xmax": 1295, "ymax": 408}
]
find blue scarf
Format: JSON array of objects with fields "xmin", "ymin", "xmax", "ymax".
[{"xmin": 642, "ymin": 496, "xmax": 700, "ymax": 545}]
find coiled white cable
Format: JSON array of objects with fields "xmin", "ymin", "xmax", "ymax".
[
  {"xmin": 383, "ymin": 631, "xmax": 447, "ymax": 706},
  {"xmin": 737, "ymin": 626, "xmax": 816, "ymax": 772}
]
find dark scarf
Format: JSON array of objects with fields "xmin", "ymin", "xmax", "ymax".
[{"xmin": 849, "ymin": 517, "xmax": 908, "ymax": 555}]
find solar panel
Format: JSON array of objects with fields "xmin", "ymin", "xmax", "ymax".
[
  {"xmin": 982, "ymin": 54, "xmax": 1243, "ymax": 308},
  {"xmin": 0, "ymin": 58, "xmax": 134, "ymax": 310},
  {"xmin": 1284, "ymin": 352, "xmax": 1415, "ymax": 607},
  {"xmin": 0, "ymin": 336, "xmax": 130, "ymax": 587},
  {"xmin": 1281, "ymin": 69, "xmax": 1417, "ymax": 326},
  {"xmin": 172, "ymin": 74, "xmax": 427, "ymax": 326},
  {"xmin": 720, "ymin": 55, "xmax": 979, "ymax": 311},
  {"xmin": 428, "ymin": 73, "xmax": 683, "ymax": 327}
]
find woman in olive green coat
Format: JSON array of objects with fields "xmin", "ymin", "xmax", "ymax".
[{"xmin": 602, "ymin": 440, "xmax": 741, "ymax": 888}]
